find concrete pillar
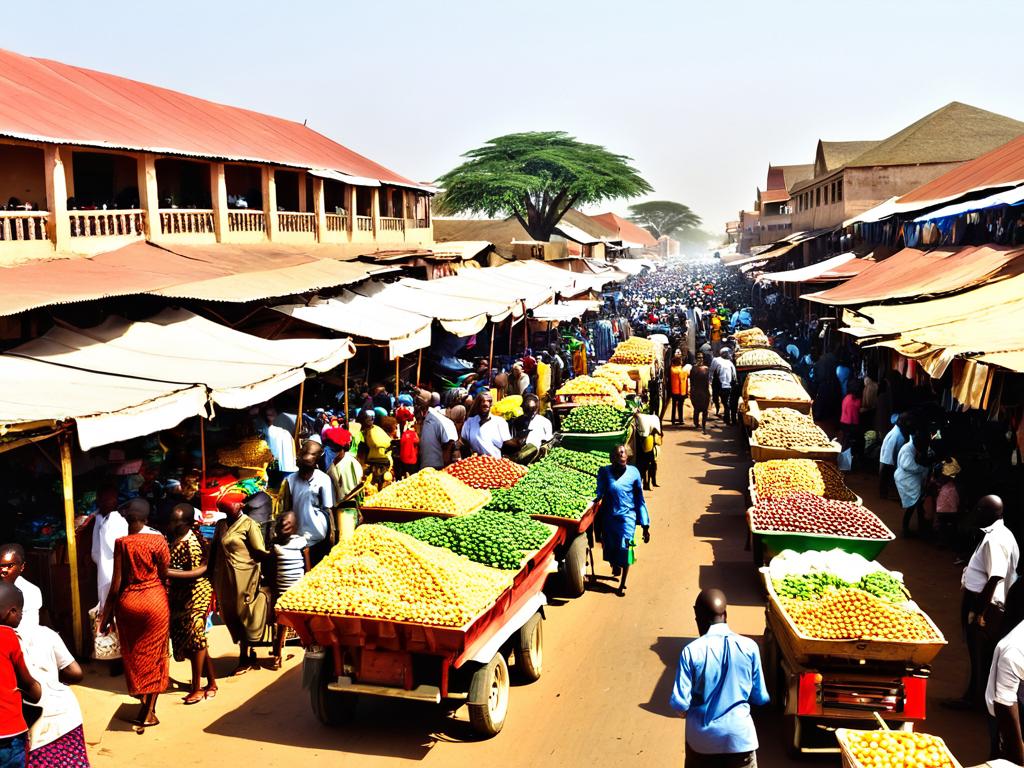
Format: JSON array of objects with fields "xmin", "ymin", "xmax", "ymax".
[
  {"xmin": 262, "ymin": 167, "xmax": 279, "ymax": 240},
  {"xmin": 210, "ymin": 162, "xmax": 228, "ymax": 242},
  {"xmin": 136, "ymin": 153, "xmax": 160, "ymax": 240},
  {"xmin": 43, "ymin": 145, "xmax": 71, "ymax": 249},
  {"xmin": 312, "ymin": 176, "xmax": 326, "ymax": 242}
]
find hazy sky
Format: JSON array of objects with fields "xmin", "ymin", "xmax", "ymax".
[{"xmin": 7, "ymin": 1, "xmax": 1024, "ymax": 233}]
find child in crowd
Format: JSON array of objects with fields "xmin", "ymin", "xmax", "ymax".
[
  {"xmin": 0, "ymin": 582, "xmax": 41, "ymax": 767},
  {"xmin": 271, "ymin": 511, "xmax": 309, "ymax": 670}
]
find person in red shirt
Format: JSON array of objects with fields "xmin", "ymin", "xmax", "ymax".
[
  {"xmin": 839, "ymin": 379, "xmax": 864, "ymax": 458},
  {"xmin": 0, "ymin": 581, "xmax": 42, "ymax": 767}
]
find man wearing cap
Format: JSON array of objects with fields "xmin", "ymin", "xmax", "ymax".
[
  {"xmin": 416, "ymin": 393, "xmax": 457, "ymax": 470},
  {"xmin": 670, "ymin": 589, "xmax": 768, "ymax": 766}
]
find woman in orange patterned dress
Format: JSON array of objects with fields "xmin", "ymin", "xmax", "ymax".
[{"xmin": 100, "ymin": 499, "xmax": 170, "ymax": 728}]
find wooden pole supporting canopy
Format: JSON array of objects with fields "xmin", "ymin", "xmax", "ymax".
[
  {"xmin": 294, "ymin": 380, "xmax": 305, "ymax": 447},
  {"xmin": 416, "ymin": 348, "xmax": 423, "ymax": 388},
  {"xmin": 58, "ymin": 431, "xmax": 83, "ymax": 655},
  {"xmin": 344, "ymin": 359, "xmax": 350, "ymax": 424},
  {"xmin": 394, "ymin": 356, "xmax": 401, "ymax": 400}
]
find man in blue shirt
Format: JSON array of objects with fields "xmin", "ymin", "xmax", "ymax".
[{"xmin": 670, "ymin": 589, "xmax": 769, "ymax": 767}]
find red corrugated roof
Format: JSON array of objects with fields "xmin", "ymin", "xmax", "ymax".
[
  {"xmin": 897, "ymin": 134, "xmax": 1024, "ymax": 204},
  {"xmin": 803, "ymin": 245, "xmax": 1024, "ymax": 305},
  {"xmin": 0, "ymin": 48, "xmax": 418, "ymax": 187},
  {"xmin": 589, "ymin": 212, "xmax": 659, "ymax": 247},
  {"xmin": 766, "ymin": 166, "xmax": 786, "ymax": 190},
  {"xmin": 759, "ymin": 188, "xmax": 790, "ymax": 204}
]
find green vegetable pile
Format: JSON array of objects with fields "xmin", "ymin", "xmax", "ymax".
[
  {"xmin": 773, "ymin": 570, "xmax": 907, "ymax": 603},
  {"xmin": 483, "ymin": 462, "xmax": 595, "ymax": 520},
  {"xmin": 548, "ymin": 447, "xmax": 609, "ymax": 476},
  {"xmin": 384, "ymin": 509, "xmax": 552, "ymax": 570},
  {"xmin": 561, "ymin": 404, "xmax": 629, "ymax": 434}
]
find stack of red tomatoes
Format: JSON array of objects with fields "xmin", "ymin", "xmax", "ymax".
[{"xmin": 443, "ymin": 455, "xmax": 527, "ymax": 489}]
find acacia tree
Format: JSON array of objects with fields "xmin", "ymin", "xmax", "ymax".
[
  {"xmin": 434, "ymin": 131, "xmax": 651, "ymax": 241},
  {"xmin": 628, "ymin": 200, "xmax": 702, "ymax": 239}
]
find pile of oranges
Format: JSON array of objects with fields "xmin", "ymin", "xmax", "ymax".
[
  {"xmin": 841, "ymin": 730, "xmax": 957, "ymax": 768},
  {"xmin": 362, "ymin": 468, "xmax": 490, "ymax": 515},
  {"xmin": 781, "ymin": 588, "xmax": 940, "ymax": 642},
  {"xmin": 276, "ymin": 525, "xmax": 512, "ymax": 626}
]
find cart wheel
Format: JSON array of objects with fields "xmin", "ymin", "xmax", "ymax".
[
  {"xmin": 514, "ymin": 613, "xmax": 543, "ymax": 682},
  {"xmin": 564, "ymin": 534, "xmax": 588, "ymax": 597},
  {"xmin": 310, "ymin": 677, "xmax": 358, "ymax": 727},
  {"xmin": 468, "ymin": 653, "xmax": 510, "ymax": 737}
]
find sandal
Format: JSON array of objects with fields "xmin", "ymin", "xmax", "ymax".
[
  {"xmin": 204, "ymin": 686, "xmax": 218, "ymax": 700},
  {"xmin": 183, "ymin": 691, "xmax": 205, "ymax": 705},
  {"xmin": 271, "ymin": 655, "xmax": 282, "ymax": 671}
]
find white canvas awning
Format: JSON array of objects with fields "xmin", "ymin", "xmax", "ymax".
[
  {"xmin": 494, "ymin": 260, "xmax": 581, "ymax": 294},
  {"xmin": 409, "ymin": 270, "xmax": 553, "ymax": 313},
  {"xmin": 354, "ymin": 280, "xmax": 503, "ymax": 336},
  {"xmin": 530, "ymin": 301, "xmax": 600, "ymax": 321},
  {"xmin": 274, "ymin": 293, "xmax": 432, "ymax": 359},
  {"xmin": 757, "ymin": 252, "xmax": 857, "ymax": 283},
  {"xmin": 11, "ymin": 309, "xmax": 355, "ymax": 412},
  {"xmin": 0, "ymin": 355, "xmax": 209, "ymax": 451}
]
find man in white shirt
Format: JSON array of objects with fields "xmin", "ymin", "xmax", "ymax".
[
  {"xmin": 878, "ymin": 415, "xmax": 909, "ymax": 500},
  {"xmin": 416, "ymin": 394, "xmax": 458, "ymax": 469},
  {"xmin": 90, "ymin": 486, "xmax": 128, "ymax": 612},
  {"xmin": 712, "ymin": 349, "xmax": 739, "ymax": 426},
  {"xmin": 260, "ymin": 403, "xmax": 298, "ymax": 472},
  {"xmin": 510, "ymin": 394, "xmax": 552, "ymax": 464},
  {"xmin": 987, "ymin": 618, "xmax": 1024, "ymax": 763},
  {"xmin": 280, "ymin": 440, "xmax": 335, "ymax": 566},
  {"xmin": 949, "ymin": 495, "xmax": 1020, "ymax": 710},
  {"xmin": 0, "ymin": 544, "xmax": 42, "ymax": 630}
]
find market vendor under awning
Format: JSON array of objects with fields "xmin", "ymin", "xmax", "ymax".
[
  {"xmin": 595, "ymin": 445, "xmax": 651, "ymax": 597},
  {"xmin": 463, "ymin": 392, "xmax": 516, "ymax": 459}
]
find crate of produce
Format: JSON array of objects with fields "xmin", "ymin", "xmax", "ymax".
[
  {"xmin": 835, "ymin": 728, "xmax": 962, "ymax": 768},
  {"xmin": 487, "ymin": 460, "xmax": 597, "ymax": 522},
  {"xmin": 735, "ymin": 347, "xmax": 792, "ymax": 372},
  {"xmin": 764, "ymin": 573, "xmax": 945, "ymax": 666},
  {"xmin": 749, "ymin": 433, "xmax": 841, "ymax": 462},
  {"xmin": 733, "ymin": 327, "xmax": 771, "ymax": 348},
  {"xmin": 559, "ymin": 403, "xmax": 634, "ymax": 452},
  {"xmin": 748, "ymin": 494, "xmax": 894, "ymax": 560},
  {"xmin": 748, "ymin": 460, "xmax": 860, "ymax": 506},
  {"xmin": 442, "ymin": 455, "xmax": 527, "ymax": 490}
]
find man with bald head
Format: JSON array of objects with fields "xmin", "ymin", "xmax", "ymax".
[
  {"xmin": 947, "ymin": 495, "xmax": 1020, "ymax": 709},
  {"xmin": 669, "ymin": 589, "xmax": 768, "ymax": 766}
]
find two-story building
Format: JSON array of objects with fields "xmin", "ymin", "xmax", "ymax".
[
  {"xmin": 0, "ymin": 48, "xmax": 436, "ymax": 268},
  {"xmin": 788, "ymin": 102, "xmax": 1024, "ymax": 232},
  {"xmin": 754, "ymin": 163, "xmax": 813, "ymax": 246}
]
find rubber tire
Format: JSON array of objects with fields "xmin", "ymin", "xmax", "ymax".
[
  {"xmin": 468, "ymin": 653, "xmax": 510, "ymax": 737},
  {"xmin": 309, "ymin": 656, "xmax": 358, "ymax": 727},
  {"xmin": 514, "ymin": 613, "xmax": 543, "ymax": 682},
  {"xmin": 564, "ymin": 534, "xmax": 588, "ymax": 597}
]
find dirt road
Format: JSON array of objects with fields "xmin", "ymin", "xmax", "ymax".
[{"xmin": 79, "ymin": 415, "xmax": 984, "ymax": 767}]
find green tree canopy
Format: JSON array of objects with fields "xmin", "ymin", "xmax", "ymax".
[
  {"xmin": 628, "ymin": 200, "xmax": 702, "ymax": 239},
  {"xmin": 434, "ymin": 131, "xmax": 652, "ymax": 241}
]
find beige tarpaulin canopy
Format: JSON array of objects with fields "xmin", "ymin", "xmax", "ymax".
[
  {"xmin": 353, "ymin": 280, "xmax": 510, "ymax": 336},
  {"xmin": 273, "ymin": 292, "xmax": 433, "ymax": 359},
  {"xmin": 10, "ymin": 308, "xmax": 355, "ymax": 414},
  {"xmin": 842, "ymin": 273, "xmax": 1024, "ymax": 375}
]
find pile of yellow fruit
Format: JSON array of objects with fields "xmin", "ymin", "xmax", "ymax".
[
  {"xmin": 609, "ymin": 337, "xmax": 657, "ymax": 365},
  {"xmin": 841, "ymin": 730, "xmax": 957, "ymax": 768},
  {"xmin": 736, "ymin": 348, "xmax": 791, "ymax": 370},
  {"xmin": 592, "ymin": 366, "xmax": 634, "ymax": 392},
  {"xmin": 753, "ymin": 459, "xmax": 858, "ymax": 501},
  {"xmin": 743, "ymin": 371, "xmax": 810, "ymax": 402},
  {"xmin": 781, "ymin": 588, "xmax": 940, "ymax": 642},
  {"xmin": 755, "ymin": 408, "xmax": 832, "ymax": 449},
  {"xmin": 362, "ymin": 468, "xmax": 490, "ymax": 515},
  {"xmin": 734, "ymin": 327, "xmax": 770, "ymax": 348},
  {"xmin": 557, "ymin": 376, "xmax": 627, "ymax": 407},
  {"xmin": 276, "ymin": 525, "xmax": 512, "ymax": 626}
]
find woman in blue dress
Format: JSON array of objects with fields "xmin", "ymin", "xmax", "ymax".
[{"xmin": 595, "ymin": 445, "xmax": 651, "ymax": 596}]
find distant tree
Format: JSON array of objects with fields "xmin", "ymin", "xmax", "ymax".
[
  {"xmin": 628, "ymin": 200, "xmax": 702, "ymax": 239},
  {"xmin": 435, "ymin": 131, "xmax": 651, "ymax": 242}
]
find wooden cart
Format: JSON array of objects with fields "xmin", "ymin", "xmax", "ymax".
[
  {"xmin": 835, "ymin": 727, "xmax": 963, "ymax": 768},
  {"xmin": 278, "ymin": 531, "xmax": 558, "ymax": 738},
  {"xmin": 749, "ymin": 433, "xmax": 842, "ymax": 462},
  {"xmin": 761, "ymin": 574, "xmax": 946, "ymax": 756},
  {"xmin": 747, "ymin": 465, "xmax": 861, "ymax": 508}
]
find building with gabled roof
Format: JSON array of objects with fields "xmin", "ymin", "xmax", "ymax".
[
  {"xmin": 0, "ymin": 47, "xmax": 436, "ymax": 265},
  {"xmin": 589, "ymin": 212, "xmax": 658, "ymax": 250},
  {"xmin": 789, "ymin": 101, "xmax": 1024, "ymax": 233}
]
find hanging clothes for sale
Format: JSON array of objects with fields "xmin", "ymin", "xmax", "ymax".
[{"xmin": 592, "ymin": 320, "xmax": 615, "ymax": 361}]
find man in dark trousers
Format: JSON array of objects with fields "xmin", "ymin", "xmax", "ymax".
[{"xmin": 670, "ymin": 589, "xmax": 768, "ymax": 767}]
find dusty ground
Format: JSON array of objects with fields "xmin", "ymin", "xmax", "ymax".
[{"xmin": 76, "ymin": 411, "xmax": 983, "ymax": 767}]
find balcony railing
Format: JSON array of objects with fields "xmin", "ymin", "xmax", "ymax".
[
  {"xmin": 0, "ymin": 211, "xmax": 48, "ymax": 241},
  {"xmin": 69, "ymin": 209, "xmax": 145, "ymax": 238},
  {"xmin": 379, "ymin": 216, "xmax": 405, "ymax": 233},
  {"xmin": 355, "ymin": 215, "xmax": 373, "ymax": 232},
  {"xmin": 325, "ymin": 213, "xmax": 349, "ymax": 232},
  {"xmin": 228, "ymin": 210, "xmax": 265, "ymax": 233},
  {"xmin": 278, "ymin": 212, "xmax": 316, "ymax": 234},
  {"xmin": 160, "ymin": 209, "xmax": 215, "ymax": 235},
  {"xmin": 408, "ymin": 217, "xmax": 429, "ymax": 229}
]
